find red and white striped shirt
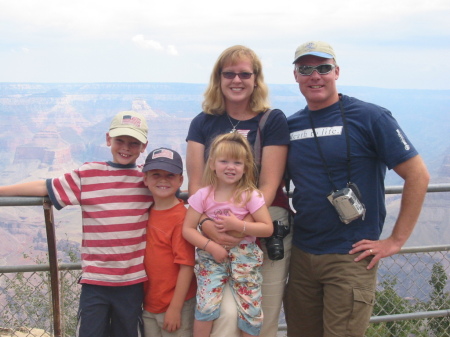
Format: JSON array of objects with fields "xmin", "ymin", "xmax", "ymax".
[{"xmin": 46, "ymin": 161, "xmax": 153, "ymax": 286}]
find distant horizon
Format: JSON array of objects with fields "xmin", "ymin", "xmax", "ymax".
[{"xmin": 2, "ymin": 81, "xmax": 450, "ymax": 92}]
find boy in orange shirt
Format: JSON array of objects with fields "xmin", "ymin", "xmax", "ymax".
[{"xmin": 142, "ymin": 147, "xmax": 197, "ymax": 336}]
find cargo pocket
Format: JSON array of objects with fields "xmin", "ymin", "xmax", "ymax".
[{"xmin": 346, "ymin": 287, "xmax": 375, "ymax": 336}]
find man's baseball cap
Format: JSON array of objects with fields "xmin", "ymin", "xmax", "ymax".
[
  {"xmin": 108, "ymin": 111, "xmax": 148, "ymax": 144},
  {"xmin": 293, "ymin": 41, "xmax": 337, "ymax": 64},
  {"xmin": 143, "ymin": 148, "xmax": 183, "ymax": 174}
]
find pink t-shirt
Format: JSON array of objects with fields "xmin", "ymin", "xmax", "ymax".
[{"xmin": 188, "ymin": 186, "xmax": 265, "ymax": 243}]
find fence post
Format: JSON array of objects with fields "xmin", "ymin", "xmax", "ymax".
[{"xmin": 43, "ymin": 199, "xmax": 62, "ymax": 337}]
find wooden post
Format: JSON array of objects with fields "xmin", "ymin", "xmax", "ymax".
[{"xmin": 43, "ymin": 199, "xmax": 62, "ymax": 337}]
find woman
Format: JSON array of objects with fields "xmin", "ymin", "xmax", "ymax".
[{"xmin": 186, "ymin": 45, "xmax": 292, "ymax": 337}]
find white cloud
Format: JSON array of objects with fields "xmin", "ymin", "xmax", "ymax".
[
  {"xmin": 132, "ymin": 35, "xmax": 163, "ymax": 51},
  {"xmin": 131, "ymin": 34, "xmax": 178, "ymax": 56},
  {"xmin": 167, "ymin": 45, "xmax": 178, "ymax": 56}
]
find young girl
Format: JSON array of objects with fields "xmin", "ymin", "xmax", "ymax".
[{"xmin": 182, "ymin": 132, "xmax": 273, "ymax": 337}]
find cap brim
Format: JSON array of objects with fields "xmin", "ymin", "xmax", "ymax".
[
  {"xmin": 142, "ymin": 162, "xmax": 182, "ymax": 174},
  {"xmin": 109, "ymin": 128, "xmax": 147, "ymax": 144},
  {"xmin": 293, "ymin": 51, "xmax": 335, "ymax": 64}
]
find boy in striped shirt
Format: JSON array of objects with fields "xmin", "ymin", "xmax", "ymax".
[{"xmin": 0, "ymin": 111, "xmax": 153, "ymax": 337}]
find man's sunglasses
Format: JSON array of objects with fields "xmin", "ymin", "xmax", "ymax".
[
  {"xmin": 221, "ymin": 72, "xmax": 254, "ymax": 80},
  {"xmin": 296, "ymin": 64, "xmax": 336, "ymax": 76}
]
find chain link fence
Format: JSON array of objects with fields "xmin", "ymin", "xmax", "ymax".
[
  {"xmin": 0, "ymin": 247, "xmax": 449, "ymax": 337},
  {"xmin": 0, "ymin": 265, "xmax": 81, "ymax": 337},
  {"xmin": 367, "ymin": 247, "xmax": 450, "ymax": 337}
]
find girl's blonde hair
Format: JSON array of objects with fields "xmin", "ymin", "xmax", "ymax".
[
  {"xmin": 202, "ymin": 45, "xmax": 270, "ymax": 115},
  {"xmin": 202, "ymin": 132, "xmax": 260, "ymax": 205}
]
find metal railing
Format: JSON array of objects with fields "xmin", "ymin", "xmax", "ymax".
[{"xmin": 0, "ymin": 183, "xmax": 449, "ymax": 337}]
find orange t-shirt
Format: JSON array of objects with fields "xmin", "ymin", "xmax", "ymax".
[{"xmin": 143, "ymin": 200, "xmax": 197, "ymax": 313}]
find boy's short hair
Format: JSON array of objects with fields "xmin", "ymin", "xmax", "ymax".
[
  {"xmin": 143, "ymin": 148, "xmax": 183, "ymax": 174},
  {"xmin": 109, "ymin": 111, "xmax": 148, "ymax": 144}
]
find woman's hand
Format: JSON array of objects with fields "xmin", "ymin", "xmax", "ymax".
[
  {"xmin": 202, "ymin": 218, "xmax": 242, "ymax": 247},
  {"xmin": 215, "ymin": 212, "xmax": 242, "ymax": 233}
]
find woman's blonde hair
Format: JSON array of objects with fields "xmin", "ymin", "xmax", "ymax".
[
  {"xmin": 202, "ymin": 45, "xmax": 270, "ymax": 115},
  {"xmin": 202, "ymin": 132, "xmax": 260, "ymax": 205}
]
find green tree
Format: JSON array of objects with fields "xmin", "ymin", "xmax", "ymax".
[
  {"xmin": 367, "ymin": 276, "xmax": 418, "ymax": 337},
  {"xmin": 428, "ymin": 262, "xmax": 450, "ymax": 336}
]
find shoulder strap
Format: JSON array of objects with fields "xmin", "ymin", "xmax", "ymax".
[{"xmin": 254, "ymin": 109, "xmax": 272, "ymax": 168}]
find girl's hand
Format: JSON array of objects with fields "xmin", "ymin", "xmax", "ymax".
[
  {"xmin": 209, "ymin": 241, "xmax": 229, "ymax": 263},
  {"xmin": 215, "ymin": 212, "xmax": 240, "ymax": 232}
]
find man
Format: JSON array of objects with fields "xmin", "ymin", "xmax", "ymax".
[{"xmin": 284, "ymin": 41, "xmax": 430, "ymax": 337}]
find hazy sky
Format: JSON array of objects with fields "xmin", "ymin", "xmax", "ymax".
[{"xmin": 1, "ymin": 0, "xmax": 449, "ymax": 90}]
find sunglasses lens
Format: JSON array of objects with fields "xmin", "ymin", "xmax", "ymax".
[
  {"xmin": 317, "ymin": 64, "xmax": 333, "ymax": 74},
  {"xmin": 222, "ymin": 72, "xmax": 235, "ymax": 79},
  {"xmin": 239, "ymin": 72, "xmax": 252, "ymax": 79},
  {"xmin": 297, "ymin": 66, "xmax": 314, "ymax": 75}
]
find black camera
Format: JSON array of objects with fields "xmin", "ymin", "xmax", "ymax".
[{"xmin": 265, "ymin": 220, "xmax": 290, "ymax": 261}]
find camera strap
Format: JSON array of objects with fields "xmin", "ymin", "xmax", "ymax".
[
  {"xmin": 308, "ymin": 94, "xmax": 352, "ymax": 191},
  {"xmin": 254, "ymin": 108, "xmax": 272, "ymax": 173}
]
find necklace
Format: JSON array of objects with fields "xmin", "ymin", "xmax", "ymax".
[{"xmin": 226, "ymin": 114, "xmax": 241, "ymax": 133}]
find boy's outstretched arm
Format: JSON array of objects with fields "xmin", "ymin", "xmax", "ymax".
[
  {"xmin": 0, "ymin": 180, "xmax": 48, "ymax": 196},
  {"xmin": 163, "ymin": 264, "xmax": 194, "ymax": 332}
]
